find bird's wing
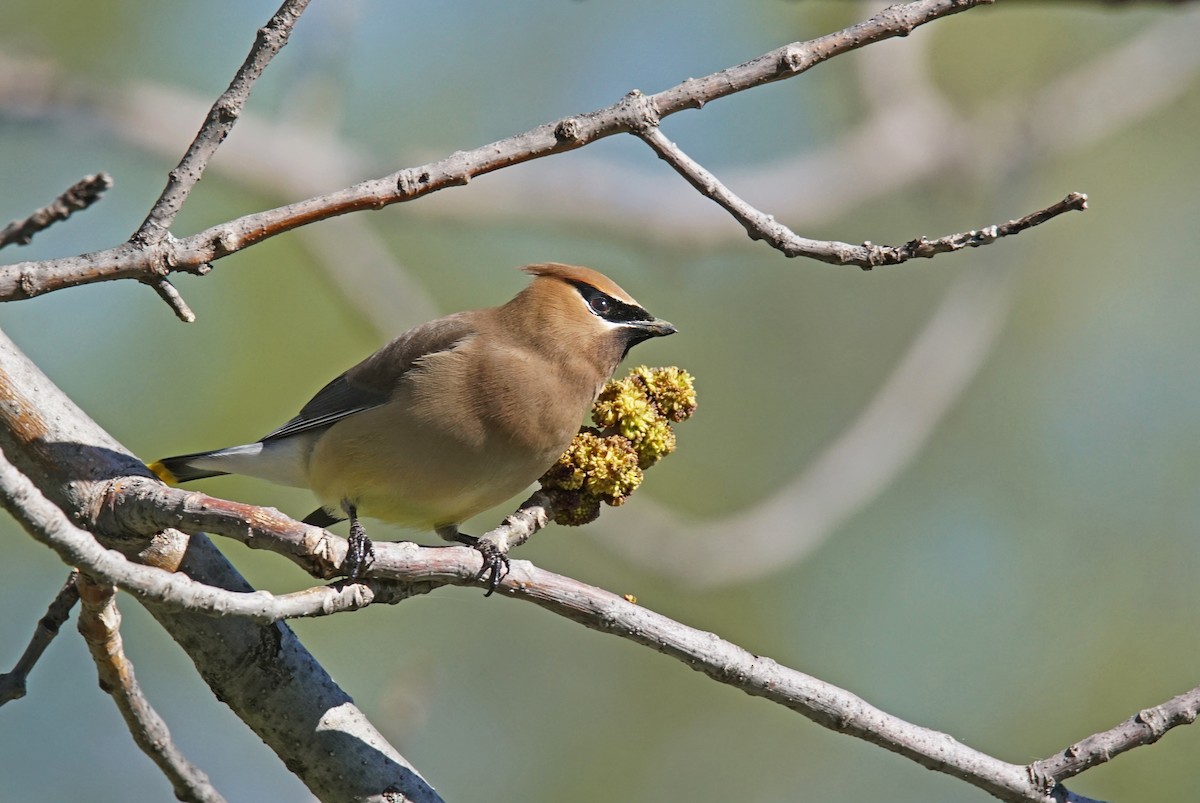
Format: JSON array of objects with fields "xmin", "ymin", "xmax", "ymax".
[{"xmin": 260, "ymin": 313, "xmax": 478, "ymax": 442}]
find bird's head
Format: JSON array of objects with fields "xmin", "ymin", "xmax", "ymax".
[{"xmin": 507, "ymin": 263, "xmax": 676, "ymax": 368}]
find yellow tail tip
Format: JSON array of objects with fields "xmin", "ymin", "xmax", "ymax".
[{"xmin": 147, "ymin": 461, "xmax": 179, "ymax": 485}]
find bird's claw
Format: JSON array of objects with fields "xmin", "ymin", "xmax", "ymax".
[
  {"xmin": 344, "ymin": 521, "xmax": 376, "ymax": 581},
  {"xmin": 473, "ymin": 539, "xmax": 510, "ymax": 597}
]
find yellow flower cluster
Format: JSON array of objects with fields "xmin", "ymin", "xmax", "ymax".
[{"xmin": 541, "ymin": 366, "xmax": 696, "ymax": 526}]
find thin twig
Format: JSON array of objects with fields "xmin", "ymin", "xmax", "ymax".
[
  {"xmin": 638, "ymin": 126, "xmax": 1087, "ymax": 267},
  {"xmin": 1030, "ymin": 685, "xmax": 1200, "ymax": 784},
  {"xmin": 0, "ymin": 570, "xmax": 79, "ymax": 705},
  {"xmin": 75, "ymin": 574, "xmax": 227, "ymax": 803},
  {"xmin": 0, "ymin": 0, "xmax": 1004, "ymax": 304},
  {"xmin": 132, "ymin": 0, "xmax": 312, "ymax": 246},
  {"xmin": 0, "ymin": 173, "xmax": 112, "ymax": 250},
  {"xmin": 149, "ymin": 277, "xmax": 197, "ymax": 323},
  {"xmin": 124, "ymin": 0, "xmax": 310, "ymax": 320},
  {"xmin": 468, "ymin": 558, "xmax": 1094, "ymax": 803}
]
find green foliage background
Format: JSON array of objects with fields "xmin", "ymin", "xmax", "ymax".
[{"xmin": 2, "ymin": 2, "xmax": 1199, "ymax": 801}]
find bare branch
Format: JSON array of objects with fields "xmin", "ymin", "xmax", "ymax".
[
  {"xmin": 75, "ymin": 574, "xmax": 226, "ymax": 803},
  {"xmin": 132, "ymin": 0, "xmax": 312, "ymax": 246},
  {"xmin": 877, "ymin": 192, "xmax": 1089, "ymax": 264},
  {"xmin": 0, "ymin": 173, "xmax": 112, "ymax": 250},
  {"xmin": 0, "ymin": 571, "xmax": 79, "ymax": 705},
  {"xmin": 1030, "ymin": 685, "xmax": 1200, "ymax": 784},
  {"xmin": 0, "ymin": 452, "xmax": 413, "ymax": 622},
  {"xmin": 149, "ymin": 277, "xmax": 197, "ymax": 323},
  {"xmin": 101, "ymin": 477, "xmax": 559, "ymax": 588},
  {"xmin": 638, "ymin": 126, "xmax": 1086, "ymax": 266},
  {"xmin": 97, "ymin": 475, "xmax": 1139, "ymax": 803},
  {"xmin": 465, "ymin": 558, "xmax": 1088, "ymax": 803},
  {"xmin": 0, "ymin": 0, "xmax": 1003, "ymax": 304},
  {"xmin": 3, "ymin": 8, "xmax": 1192, "ymax": 254}
]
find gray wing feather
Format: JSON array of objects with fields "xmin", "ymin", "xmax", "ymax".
[
  {"xmin": 260, "ymin": 313, "xmax": 478, "ymax": 442},
  {"xmin": 261, "ymin": 374, "xmax": 388, "ymax": 441}
]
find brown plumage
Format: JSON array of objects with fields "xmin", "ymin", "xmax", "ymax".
[{"xmin": 149, "ymin": 263, "xmax": 675, "ymax": 580}]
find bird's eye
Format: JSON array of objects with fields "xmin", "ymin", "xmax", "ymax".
[{"xmin": 590, "ymin": 295, "xmax": 612, "ymax": 314}]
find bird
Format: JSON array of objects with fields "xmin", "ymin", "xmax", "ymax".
[{"xmin": 148, "ymin": 262, "xmax": 676, "ymax": 588}]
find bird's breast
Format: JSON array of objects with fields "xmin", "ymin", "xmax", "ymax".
[{"xmin": 304, "ymin": 341, "xmax": 593, "ymax": 529}]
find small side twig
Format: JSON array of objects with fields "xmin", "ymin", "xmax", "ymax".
[
  {"xmin": 0, "ymin": 173, "xmax": 113, "ymax": 251},
  {"xmin": 127, "ymin": 0, "xmax": 310, "ymax": 320},
  {"xmin": 1029, "ymin": 685, "xmax": 1200, "ymax": 786},
  {"xmin": 475, "ymin": 490, "xmax": 553, "ymax": 555},
  {"xmin": 638, "ymin": 126, "xmax": 1087, "ymax": 268},
  {"xmin": 0, "ymin": 570, "xmax": 80, "ymax": 705},
  {"xmin": 149, "ymin": 277, "xmax": 197, "ymax": 323},
  {"xmin": 75, "ymin": 573, "xmax": 227, "ymax": 803},
  {"xmin": 132, "ymin": 0, "xmax": 312, "ymax": 246}
]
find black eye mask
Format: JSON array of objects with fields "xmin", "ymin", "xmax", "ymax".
[{"xmin": 570, "ymin": 281, "xmax": 654, "ymax": 325}]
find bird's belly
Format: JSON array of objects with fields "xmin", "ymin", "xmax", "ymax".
[{"xmin": 304, "ymin": 406, "xmax": 563, "ymax": 530}]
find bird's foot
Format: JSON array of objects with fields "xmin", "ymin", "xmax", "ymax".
[
  {"xmin": 343, "ymin": 513, "xmax": 376, "ymax": 581},
  {"xmin": 443, "ymin": 529, "xmax": 510, "ymax": 596},
  {"xmin": 473, "ymin": 538, "xmax": 511, "ymax": 597}
]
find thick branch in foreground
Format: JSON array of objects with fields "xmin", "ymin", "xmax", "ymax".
[
  {"xmin": 0, "ymin": 0, "xmax": 1000, "ymax": 306},
  {"xmin": 76, "ymin": 574, "xmax": 226, "ymax": 803},
  {"xmin": 0, "ymin": 327, "xmax": 442, "ymax": 803}
]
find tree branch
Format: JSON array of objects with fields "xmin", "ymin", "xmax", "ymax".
[
  {"xmin": 93, "ymin": 474, "xmax": 1144, "ymax": 803},
  {"xmin": 0, "ymin": 450, "xmax": 415, "ymax": 623},
  {"xmin": 132, "ymin": 0, "xmax": 312, "ymax": 247},
  {"xmin": 3, "ymin": 6, "xmax": 1192, "ymax": 254},
  {"xmin": 637, "ymin": 126, "xmax": 1087, "ymax": 266},
  {"xmin": 0, "ymin": 0, "xmax": 1008, "ymax": 306},
  {"xmin": 75, "ymin": 574, "xmax": 227, "ymax": 803},
  {"xmin": 0, "ymin": 173, "xmax": 112, "ymax": 251},
  {"xmin": 1030, "ymin": 685, "xmax": 1200, "ymax": 784},
  {"xmin": 0, "ymin": 570, "xmax": 79, "ymax": 705}
]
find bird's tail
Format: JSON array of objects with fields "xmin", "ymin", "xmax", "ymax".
[
  {"xmin": 147, "ymin": 440, "xmax": 312, "ymax": 488},
  {"xmin": 147, "ymin": 451, "xmax": 231, "ymax": 485}
]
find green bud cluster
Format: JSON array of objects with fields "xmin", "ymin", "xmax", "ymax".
[{"xmin": 540, "ymin": 366, "xmax": 696, "ymax": 527}]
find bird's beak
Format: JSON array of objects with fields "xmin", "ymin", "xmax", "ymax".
[{"xmin": 634, "ymin": 318, "xmax": 677, "ymax": 338}]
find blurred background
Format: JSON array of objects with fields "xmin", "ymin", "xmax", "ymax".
[{"xmin": 3, "ymin": 1, "xmax": 1200, "ymax": 801}]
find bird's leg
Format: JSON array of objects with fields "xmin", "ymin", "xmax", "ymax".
[
  {"xmin": 341, "ymin": 500, "xmax": 375, "ymax": 581},
  {"xmin": 437, "ymin": 525, "xmax": 509, "ymax": 597}
]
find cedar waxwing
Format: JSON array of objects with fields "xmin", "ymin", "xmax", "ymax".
[{"xmin": 149, "ymin": 263, "xmax": 676, "ymax": 583}]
